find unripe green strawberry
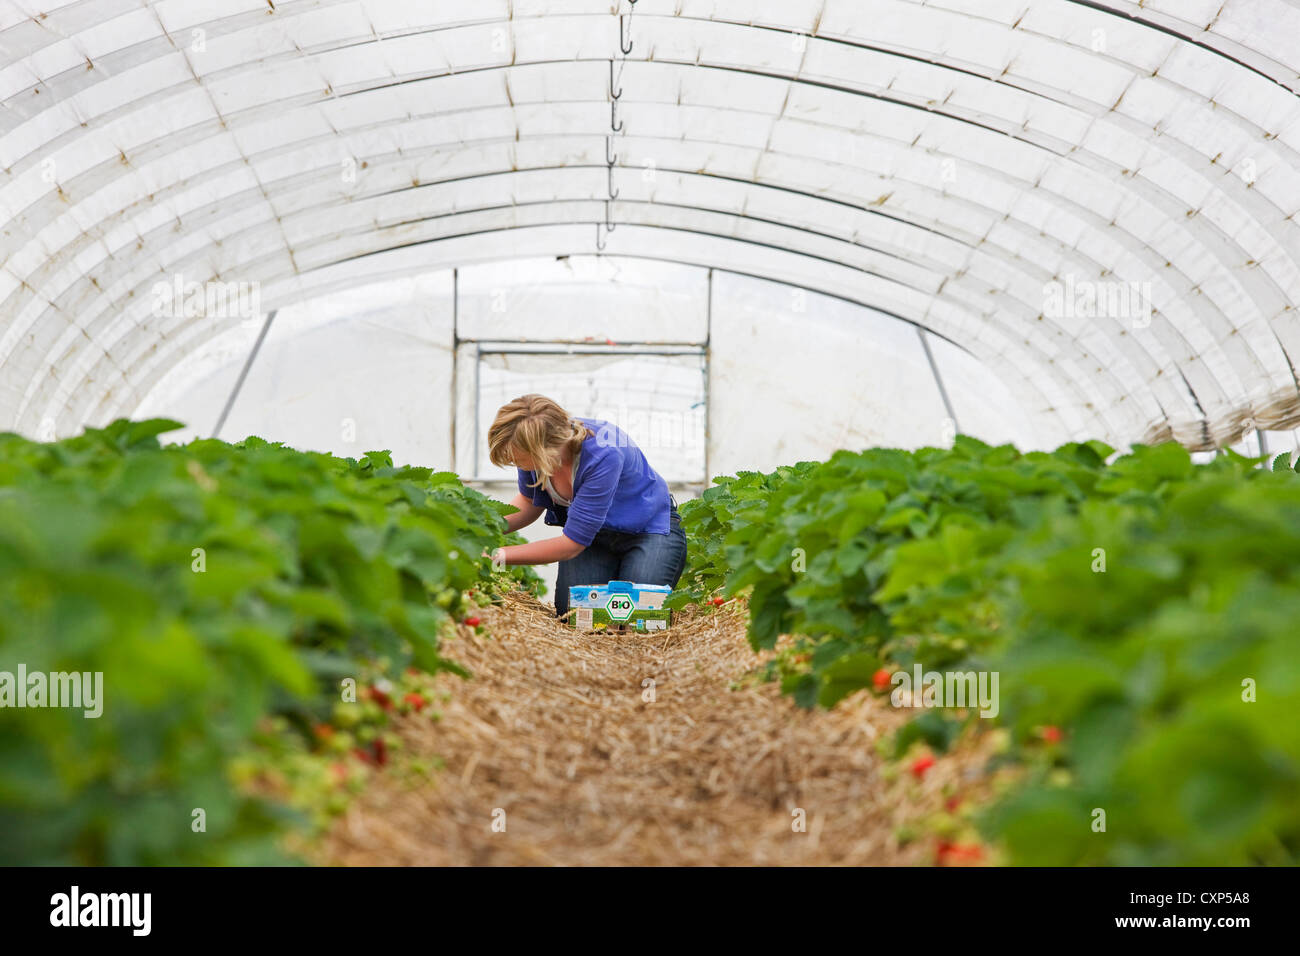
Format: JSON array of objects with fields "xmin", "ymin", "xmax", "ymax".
[{"xmin": 333, "ymin": 702, "xmax": 362, "ymax": 728}]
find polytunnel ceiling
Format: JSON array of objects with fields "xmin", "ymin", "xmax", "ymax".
[{"xmin": 2, "ymin": 0, "xmax": 1300, "ymax": 450}]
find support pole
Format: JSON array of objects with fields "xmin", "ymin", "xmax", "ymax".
[{"xmin": 213, "ymin": 309, "xmax": 277, "ymax": 440}]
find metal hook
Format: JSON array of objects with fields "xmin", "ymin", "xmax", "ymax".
[
  {"xmin": 619, "ymin": 15, "xmax": 633, "ymax": 55},
  {"xmin": 611, "ymin": 99, "xmax": 623, "ymax": 133},
  {"xmin": 606, "ymin": 135, "xmax": 618, "ymax": 166},
  {"xmin": 609, "ymin": 59, "xmax": 621, "ymax": 100},
  {"xmin": 596, "ymin": 222, "xmax": 607, "ymax": 251},
  {"xmin": 607, "ymin": 164, "xmax": 619, "ymax": 200},
  {"xmin": 605, "ymin": 200, "xmax": 616, "ymax": 232}
]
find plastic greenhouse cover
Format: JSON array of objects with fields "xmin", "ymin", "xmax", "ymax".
[{"xmin": 0, "ymin": 0, "xmax": 1298, "ymax": 453}]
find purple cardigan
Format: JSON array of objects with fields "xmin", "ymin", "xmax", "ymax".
[{"xmin": 516, "ymin": 418, "xmax": 671, "ymax": 547}]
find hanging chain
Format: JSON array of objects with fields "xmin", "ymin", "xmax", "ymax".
[{"xmin": 599, "ymin": 0, "xmax": 637, "ymax": 251}]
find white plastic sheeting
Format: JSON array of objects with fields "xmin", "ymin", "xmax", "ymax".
[
  {"xmin": 135, "ymin": 257, "xmax": 1031, "ymax": 468},
  {"xmin": 135, "ymin": 271, "xmax": 457, "ymax": 454},
  {"xmin": 4, "ymin": 0, "xmax": 1300, "ymax": 452}
]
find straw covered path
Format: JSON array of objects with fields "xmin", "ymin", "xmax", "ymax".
[{"xmin": 316, "ymin": 590, "xmax": 989, "ymax": 865}]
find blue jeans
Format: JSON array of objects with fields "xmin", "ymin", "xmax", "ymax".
[{"xmin": 554, "ymin": 503, "xmax": 688, "ymax": 618}]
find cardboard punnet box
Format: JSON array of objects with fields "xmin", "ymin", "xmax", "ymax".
[{"xmin": 567, "ymin": 580, "xmax": 673, "ymax": 632}]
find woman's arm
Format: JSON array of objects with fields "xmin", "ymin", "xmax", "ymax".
[
  {"xmin": 495, "ymin": 455, "xmax": 615, "ymax": 567},
  {"xmin": 493, "ymin": 535, "xmax": 585, "ymax": 566},
  {"xmin": 503, "ymin": 493, "xmax": 544, "ymax": 533}
]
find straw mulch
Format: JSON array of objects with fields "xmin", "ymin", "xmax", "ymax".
[{"xmin": 314, "ymin": 591, "xmax": 997, "ymax": 866}]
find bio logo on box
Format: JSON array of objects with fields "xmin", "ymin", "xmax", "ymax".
[
  {"xmin": 569, "ymin": 581, "xmax": 673, "ymax": 631},
  {"xmin": 605, "ymin": 592, "xmax": 635, "ymax": 622}
]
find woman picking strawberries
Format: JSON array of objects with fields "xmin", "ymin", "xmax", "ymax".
[{"xmin": 486, "ymin": 394, "xmax": 687, "ymax": 620}]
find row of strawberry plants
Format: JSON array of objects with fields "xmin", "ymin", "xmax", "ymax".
[
  {"xmin": 0, "ymin": 419, "xmax": 539, "ymax": 864},
  {"xmin": 673, "ymin": 436, "xmax": 1300, "ymax": 864}
]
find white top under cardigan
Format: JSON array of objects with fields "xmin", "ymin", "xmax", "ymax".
[{"xmin": 543, "ymin": 445, "xmax": 580, "ymax": 507}]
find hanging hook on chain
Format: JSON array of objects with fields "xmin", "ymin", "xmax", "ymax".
[
  {"xmin": 596, "ymin": 221, "xmax": 607, "ymax": 251},
  {"xmin": 607, "ymin": 164, "xmax": 619, "ymax": 200},
  {"xmin": 611, "ymin": 99, "xmax": 623, "ymax": 133},
  {"xmin": 609, "ymin": 59, "xmax": 622, "ymax": 100},
  {"xmin": 606, "ymin": 135, "xmax": 618, "ymax": 166},
  {"xmin": 605, "ymin": 199, "xmax": 616, "ymax": 232},
  {"xmin": 619, "ymin": 15, "xmax": 633, "ymax": 55}
]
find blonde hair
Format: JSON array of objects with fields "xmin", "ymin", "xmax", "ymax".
[{"xmin": 488, "ymin": 394, "xmax": 590, "ymax": 489}]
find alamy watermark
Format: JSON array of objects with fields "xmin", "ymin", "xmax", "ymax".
[
  {"xmin": 890, "ymin": 664, "xmax": 999, "ymax": 718},
  {"xmin": 151, "ymin": 273, "xmax": 261, "ymax": 321},
  {"xmin": 1043, "ymin": 277, "xmax": 1153, "ymax": 328},
  {"xmin": 50, "ymin": 886, "xmax": 150, "ymax": 936},
  {"xmin": 0, "ymin": 666, "xmax": 103, "ymax": 718}
]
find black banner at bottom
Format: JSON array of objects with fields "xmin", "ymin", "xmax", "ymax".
[{"xmin": 0, "ymin": 865, "xmax": 1286, "ymax": 943}]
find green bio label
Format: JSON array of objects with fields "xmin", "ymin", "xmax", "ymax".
[{"xmin": 605, "ymin": 593, "xmax": 635, "ymax": 622}]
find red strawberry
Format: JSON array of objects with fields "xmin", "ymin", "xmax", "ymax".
[
  {"xmin": 712, "ymin": 597, "xmax": 725, "ymax": 606},
  {"xmin": 937, "ymin": 842, "xmax": 983, "ymax": 865},
  {"xmin": 373, "ymin": 737, "xmax": 388, "ymax": 767},
  {"xmin": 464, "ymin": 616, "xmax": 481, "ymax": 627},
  {"xmin": 369, "ymin": 686, "xmax": 393, "ymax": 711},
  {"xmin": 404, "ymin": 692, "xmax": 427, "ymax": 712},
  {"xmin": 910, "ymin": 754, "xmax": 936, "ymax": 779},
  {"xmin": 1040, "ymin": 725, "xmax": 1063, "ymax": 744},
  {"xmin": 872, "ymin": 668, "xmax": 892, "ymax": 690}
]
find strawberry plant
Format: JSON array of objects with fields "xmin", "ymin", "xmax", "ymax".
[
  {"xmin": 975, "ymin": 466, "xmax": 1300, "ymax": 864},
  {"xmin": 0, "ymin": 419, "xmax": 538, "ymax": 864},
  {"xmin": 678, "ymin": 436, "xmax": 1300, "ymax": 864}
]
